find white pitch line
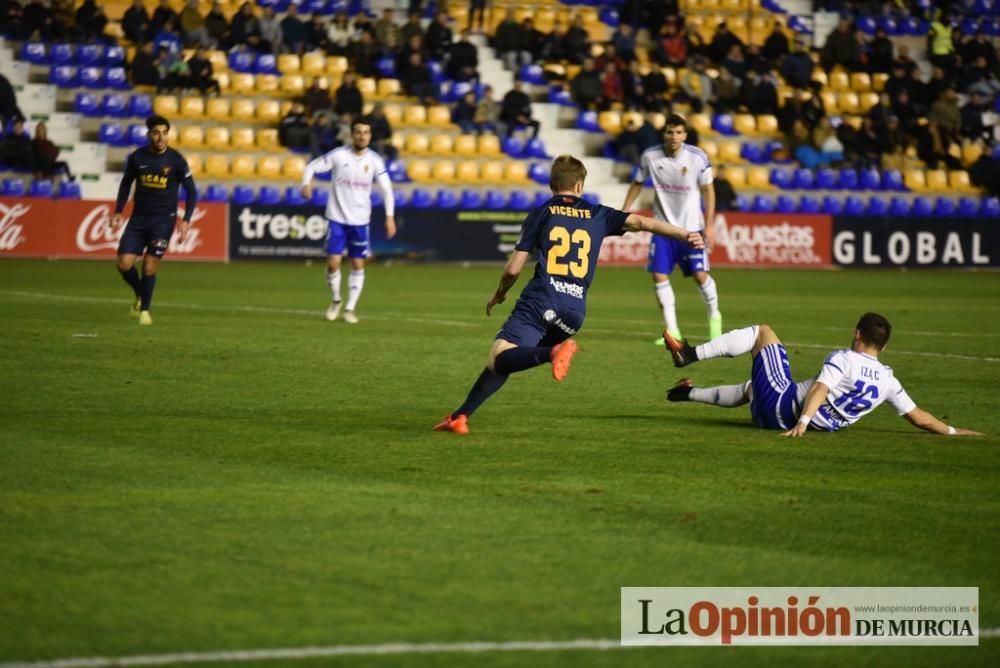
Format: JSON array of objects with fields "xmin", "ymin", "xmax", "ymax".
[
  {"xmin": 3, "ymin": 631, "xmax": 1000, "ymax": 668},
  {"xmin": 2, "ymin": 290, "xmax": 997, "ymax": 363}
]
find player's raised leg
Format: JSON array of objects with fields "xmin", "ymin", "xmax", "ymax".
[{"xmin": 664, "ymin": 324, "xmax": 763, "ymax": 367}]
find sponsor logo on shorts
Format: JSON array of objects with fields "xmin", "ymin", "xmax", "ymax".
[{"xmin": 543, "ymin": 309, "xmax": 578, "ymax": 336}]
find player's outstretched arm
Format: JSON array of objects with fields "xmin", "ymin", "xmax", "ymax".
[
  {"xmin": 621, "ymin": 181, "xmax": 643, "ymax": 211},
  {"xmin": 903, "ymin": 407, "xmax": 983, "ymax": 436},
  {"xmin": 487, "ymin": 250, "xmax": 529, "ymax": 316},
  {"xmin": 624, "ymin": 214, "xmax": 704, "ymax": 248},
  {"xmin": 783, "ymin": 381, "xmax": 832, "ymax": 437}
]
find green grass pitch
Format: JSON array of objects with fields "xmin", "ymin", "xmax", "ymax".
[{"xmin": 1, "ymin": 259, "xmax": 998, "ymax": 667}]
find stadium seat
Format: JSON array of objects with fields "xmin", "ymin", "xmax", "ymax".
[
  {"xmin": 821, "ymin": 196, "xmax": 843, "ymax": 214},
  {"xmin": 598, "ymin": 111, "xmax": 622, "ymax": 135},
  {"xmin": 407, "ymin": 160, "xmax": 432, "ymax": 182},
  {"xmin": 277, "ymin": 54, "xmax": 301, "ymax": 74},
  {"xmin": 203, "ymin": 183, "xmax": 229, "ymax": 202},
  {"xmin": 106, "ymin": 67, "xmax": 129, "ymax": 90},
  {"xmin": 981, "ymin": 197, "xmax": 1000, "ymax": 217},
  {"xmin": 740, "ymin": 143, "xmax": 764, "ymax": 163},
  {"xmin": 75, "ymin": 92, "xmax": 100, "ymax": 117},
  {"xmin": 712, "ymin": 114, "xmax": 738, "ymax": 136},
  {"xmin": 58, "ymin": 180, "xmax": 81, "ymax": 199},
  {"xmin": 504, "ymin": 162, "xmax": 529, "ymax": 185},
  {"xmin": 480, "ymin": 161, "xmax": 504, "ymax": 184},
  {"xmin": 154, "ymin": 95, "xmax": 179, "ymax": 117},
  {"xmin": 179, "ymin": 126, "xmax": 204, "ymax": 148},
  {"xmin": 100, "ymin": 94, "xmax": 127, "ymax": 118},
  {"xmin": 850, "ymin": 72, "xmax": 872, "ymax": 91},
  {"xmin": 231, "ymin": 155, "xmax": 255, "ymax": 178},
  {"xmin": 393, "ymin": 190, "xmax": 409, "ymax": 209},
  {"xmin": 752, "ymin": 195, "xmax": 775, "ymax": 212},
  {"xmin": 99, "ymin": 122, "xmax": 126, "ymax": 146},
  {"xmin": 231, "ymin": 128, "xmax": 255, "ymax": 151},
  {"xmin": 127, "ymin": 124, "xmax": 147, "ymax": 146},
  {"xmin": 860, "ymin": 168, "xmax": 882, "ymax": 191},
  {"xmin": 478, "ymin": 134, "xmax": 502, "ymax": 157},
  {"xmin": 49, "ymin": 44, "xmax": 74, "ymax": 65},
  {"xmin": 508, "ymin": 191, "xmax": 532, "ymax": 209},
  {"xmin": 577, "ymin": 110, "xmax": 600, "ymax": 132},
  {"xmin": 910, "ymin": 196, "xmax": 933, "ymax": 216},
  {"xmin": 403, "ymin": 105, "xmax": 428, "ymax": 127},
  {"xmin": 888, "ymin": 197, "xmax": 911, "ymax": 216},
  {"xmin": 925, "ymin": 170, "xmax": 948, "ymax": 192},
  {"xmin": 430, "ymin": 160, "xmax": 456, "ymax": 182},
  {"xmin": 456, "ymin": 161, "xmax": 480, "ymax": 183},
  {"xmin": 258, "ymin": 185, "xmax": 282, "ymax": 205},
  {"xmin": 256, "ymin": 100, "xmax": 281, "ymax": 122},
  {"xmin": 377, "ymin": 78, "xmax": 401, "ymax": 98},
  {"xmin": 840, "ymin": 169, "xmax": 860, "ymax": 191},
  {"xmin": 404, "ymin": 133, "xmax": 430, "ymax": 155},
  {"xmin": 2, "ymin": 178, "xmax": 25, "ymax": 196},
  {"xmin": 502, "ymin": 136, "xmax": 526, "ymax": 158},
  {"xmin": 232, "ymin": 185, "xmax": 255, "ymax": 204},
  {"xmin": 28, "ymin": 179, "xmax": 53, "ymax": 198},
  {"xmin": 130, "ymin": 94, "xmax": 153, "ymax": 117},
  {"xmin": 326, "ymin": 55, "xmax": 349, "ymax": 75},
  {"xmin": 526, "ymin": 138, "xmax": 549, "ymax": 159},
  {"xmin": 719, "ymin": 140, "xmax": 742, "ymax": 164},
  {"xmin": 186, "ymin": 155, "xmax": 203, "ymax": 177},
  {"xmin": 205, "ymin": 155, "xmax": 230, "ymax": 178},
  {"xmin": 310, "ymin": 187, "xmax": 329, "ymax": 207},
  {"xmin": 229, "ymin": 51, "xmax": 254, "ymax": 72},
  {"xmin": 451, "ymin": 134, "xmax": 475, "ymax": 156},
  {"xmin": 882, "ymin": 169, "xmax": 905, "ymax": 192},
  {"xmin": 255, "ymin": 74, "xmax": 280, "ymax": 94},
  {"xmin": 792, "ymin": 168, "xmax": 815, "ymax": 190},
  {"xmin": 49, "ymin": 66, "xmax": 78, "ymax": 88},
  {"xmin": 410, "ymin": 189, "xmax": 434, "ymax": 208},
  {"xmin": 358, "ymin": 77, "xmax": 376, "ymax": 98},
  {"xmin": 461, "ymin": 190, "xmax": 483, "ymax": 208},
  {"xmin": 104, "ymin": 45, "xmax": 126, "ymax": 66},
  {"xmin": 858, "ymin": 92, "xmax": 879, "ymax": 113},
  {"xmin": 688, "ymin": 113, "xmax": 713, "ymax": 136},
  {"xmin": 205, "ymin": 127, "xmax": 230, "ymax": 149},
  {"xmin": 799, "ymin": 195, "xmax": 821, "ymax": 213},
  {"xmin": 904, "ymin": 169, "xmax": 927, "ymax": 192},
  {"xmin": 867, "ymin": 195, "xmax": 888, "ymax": 215},
  {"xmin": 281, "ymin": 75, "xmax": 306, "ymax": 96},
  {"xmin": 257, "ymin": 156, "xmax": 282, "ymax": 179},
  {"xmin": 21, "ymin": 42, "xmax": 49, "ymax": 65},
  {"xmin": 839, "ymin": 92, "xmax": 861, "ymax": 115},
  {"xmin": 843, "ymin": 196, "xmax": 866, "ymax": 215},
  {"xmin": 76, "ymin": 44, "xmax": 102, "ymax": 65},
  {"xmin": 528, "ymin": 162, "xmax": 550, "ymax": 185},
  {"xmin": 386, "ymin": 159, "xmax": 409, "ymax": 183},
  {"xmin": 957, "ymin": 197, "xmax": 979, "ymax": 217},
  {"xmin": 747, "ymin": 166, "xmax": 773, "ymax": 190},
  {"xmin": 949, "ymin": 170, "xmax": 978, "ymax": 193},
  {"xmin": 776, "ymin": 195, "xmax": 797, "ymax": 213},
  {"xmin": 180, "ymin": 97, "xmax": 204, "ymax": 119},
  {"xmin": 933, "ymin": 197, "xmax": 956, "ymax": 216},
  {"xmin": 301, "ymin": 52, "xmax": 325, "ymax": 76},
  {"xmin": 815, "ymin": 168, "xmax": 839, "ymax": 190},
  {"xmin": 733, "ymin": 114, "xmax": 756, "ymax": 136},
  {"xmin": 436, "ymin": 189, "xmax": 459, "ymax": 208},
  {"xmin": 229, "ymin": 73, "xmax": 255, "ymax": 95},
  {"xmin": 283, "ymin": 157, "xmax": 306, "ymax": 180},
  {"xmin": 724, "ymin": 166, "xmax": 746, "ymax": 187},
  {"xmin": 769, "ymin": 168, "xmax": 792, "ymax": 189},
  {"xmin": 829, "ymin": 70, "xmax": 850, "ymax": 91}
]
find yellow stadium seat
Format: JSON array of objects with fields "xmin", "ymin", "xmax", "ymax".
[
  {"xmin": 700, "ymin": 139, "xmax": 719, "ymax": 162},
  {"xmin": 755, "ymin": 114, "xmax": 779, "ymax": 136},
  {"xmin": 850, "ymin": 72, "xmax": 872, "ymax": 91},
  {"xmin": 454, "ymin": 134, "xmax": 477, "ymax": 157},
  {"xmin": 326, "ymin": 55, "xmax": 349, "ymax": 74},
  {"xmin": 207, "ymin": 50, "xmax": 227, "ymax": 71},
  {"xmin": 178, "ymin": 125, "xmax": 204, "ymax": 148},
  {"xmin": 407, "ymin": 159, "xmax": 432, "ymax": 182},
  {"xmin": 205, "ymin": 127, "xmax": 229, "ymax": 149},
  {"xmin": 598, "ymin": 111, "xmax": 622, "ymax": 134},
  {"xmin": 257, "ymin": 128, "xmax": 280, "ymax": 151},
  {"xmin": 829, "ymin": 70, "xmax": 850, "ymax": 91},
  {"xmin": 820, "ymin": 90, "xmax": 840, "ymax": 114},
  {"xmin": 302, "ymin": 52, "xmax": 325, "ymax": 76},
  {"xmin": 231, "ymin": 99, "xmax": 255, "ymax": 121},
  {"xmin": 811, "ymin": 71, "xmax": 828, "ymax": 88},
  {"xmin": 949, "ymin": 170, "xmax": 978, "ymax": 193},
  {"xmin": 427, "ymin": 105, "xmax": 452, "ymax": 128},
  {"xmin": 231, "ymin": 127, "xmax": 255, "ymax": 150},
  {"xmin": 723, "ymin": 165, "xmax": 747, "ymax": 187},
  {"xmin": 377, "ymin": 78, "xmax": 401, "ymax": 98},
  {"xmin": 431, "ymin": 160, "xmax": 456, "ymax": 182},
  {"xmin": 719, "ymin": 140, "xmax": 742, "ymax": 164},
  {"xmin": 229, "ymin": 73, "xmax": 255, "ymax": 94},
  {"xmin": 358, "ymin": 77, "xmax": 376, "ymax": 98},
  {"xmin": 872, "ymin": 72, "xmax": 889, "ymax": 91},
  {"xmin": 858, "ymin": 92, "xmax": 879, "ymax": 113},
  {"xmin": 747, "ymin": 166, "xmax": 774, "ymax": 190},
  {"xmin": 382, "ymin": 103, "xmax": 402, "ymax": 125},
  {"xmin": 283, "ymin": 157, "xmax": 306, "ymax": 180},
  {"xmin": 504, "ymin": 161, "xmax": 529, "ymax": 184},
  {"xmin": 838, "ymin": 92, "xmax": 860, "ymax": 114},
  {"xmin": 153, "ymin": 95, "xmax": 178, "ymax": 117},
  {"xmin": 925, "ymin": 169, "xmax": 948, "ymax": 192},
  {"xmin": 231, "ymin": 155, "xmax": 256, "ymax": 178},
  {"xmin": 257, "ymin": 156, "xmax": 282, "ymax": 179},
  {"xmin": 403, "ymin": 105, "xmax": 428, "ymax": 127},
  {"xmin": 480, "ymin": 161, "xmax": 504, "ymax": 183},
  {"xmin": 841, "ymin": 115, "xmax": 863, "ymax": 130},
  {"xmin": 214, "ymin": 72, "xmax": 230, "ymax": 92},
  {"xmin": 478, "ymin": 134, "xmax": 501, "ymax": 157},
  {"xmin": 206, "ymin": 98, "xmax": 230, "ymax": 121},
  {"xmin": 404, "ymin": 133, "xmax": 430, "ymax": 154},
  {"xmin": 256, "ymin": 100, "xmax": 281, "ymax": 122},
  {"xmin": 277, "ymin": 54, "xmax": 301, "ymax": 74},
  {"xmin": 661, "ymin": 67, "xmax": 677, "ymax": 88},
  {"xmin": 180, "ymin": 96, "xmax": 204, "ymax": 119},
  {"xmin": 186, "ymin": 154, "xmax": 203, "ymax": 177},
  {"xmin": 622, "ymin": 111, "xmax": 644, "ymax": 129},
  {"xmin": 256, "ymin": 74, "xmax": 280, "ymax": 94},
  {"xmin": 205, "ymin": 154, "xmax": 230, "ymax": 178},
  {"xmin": 456, "ymin": 160, "xmax": 480, "ymax": 183},
  {"xmin": 733, "ymin": 113, "xmax": 756, "ymax": 136},
  {"xmin": 281, "ymin": 75, "xmax": 305, "ymax": 96},
  {"xmin": 962, "ymin": 143, "xmax": 984, "ymax": 166},
  {"xmin": 429, "ymin": 134, "xmax": 454, "ymax": 155},
  {"xmin": 904, "ymin": 169, "xmax": 927, "ymax": 191},
  {"xmin": 688, "ymin": 112, "xmax": 712, "ymax": 135}
]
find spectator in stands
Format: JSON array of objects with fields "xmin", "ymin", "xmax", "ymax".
[
  {"xmin": 303, "ymin": 77, "xmax": 332, "ymax": 117},
  {"xmin": 969, "ymin": 151, "xmax": 1000, "ymax": 197},
  {"xmin": 594, "ymin": 44, "xmax": 621, "ymax": 73},
  {"xmin": 0, "ymin": 73, "xmax": 23, "ymax": 126},
  {"xmin": 961, "ymin": 87, "xmax": 994, "ymax": 144},
  {"xmin": 713, "ymin": 67, "xmax": 741, "ymax": 114},
  {"xmin": 353, "ymin": 12, "xmax": 375, "ymax": 39},
  {"xmin": 928, "ymin": 10, "xmax": 958, "ymax": 77},
  {"xmin": 622, "ymin": 61, "xmax": 646, "ymax": 111},
  {"xmin": 892, "ymin": 90, "xmax": 922, "ymax": 135},
  {"xmin": 890, "ymin": 44, "xmax": 918, "ymax": 78},
  {"xmin": 154, "ymin": 17, "xmax": 183, "ymax": 56},
  {"xmin": 601, "ymin": 62, "xmax": 624, "ymax": 107},
  {"xmin": 468, "ymin": 0, "xmax": 487, "ymax": 33},
  {"xmin": 326, "ymin": 12, "xmax": 352, "ymax": 56},
  {"xmin": 781, "ymin": 38, "xmax": 814, "ymax": 89},
  {"xmin": 564, "ymin": 15, "xmax": 590, "ymax": 65},
  {"xmin": 925, "ymin": 65, "xmax": 949, "ymax": 105},
  {"xmin": 613, "ymin": 113, "xmax": 659, "ymax": 164},
  {"xmin": 231, "ymin": 2, "xmax": 270, "ymax": 54},
  {"xmin": 821, "ymin": 16, "xmax": 861, "ymax": 73},
  {"xmin": 520, "ymin": 18, "xmax": 545, "ymax": 66},
  {"xmin": 400, "ymin": 52, "xmax": 434, "ymax": 106},
  {"xmin": 52, "ymin": 0, "xmax": 74, "ymax": 38},
  {"xmin": 306, "ymin": 13, "xmax": 329, "ymax": 53},
  {"xmin": 81, "ymin": 2, "xmax": 110, "ymax": 42},
  {"xmin": 475, "ymin": 84, "xmax": 501, "ymax": 135},
  {"xmin": 122, "ymin": 0, "xmax": 151, "ymax": 44},
  {"xmin": 570, "ymin": 59, "xmax": 604, "ymax": 111},
  {"xmin": 452, "ymin": 90, "xmax": 480, "ymax": 134},
  {"xmin": 500, "ymin": 79, "xmax": 540, "ymax": 138},
  {"xmin": 709, "ymin": 22, "xmax": 744, "ymax": 66},
  {"xmin": 367, "ymin": 102, "xmax": 397, "ymax": 161},
  {"xmin": 155, "ymin": 45, "xmax": 190, "ymax": 93},
  {"xmin": 309, "ymin": 112, "xmax": 339, "ymax": 158},
  {"xmin": 656, "ymin": 17, "xmax": 687, "ymax": 67},
  {"xmin": 813, "ymin": 116, "xmax": 844, "ymax": 165},
  {"xmin": 612, "ymin": 23, "xmax": 637, "ymax": 64},
  {"xmin": 187, "ymin": 46, "xmax": 220, "ymax": 95},
  {"xmin": 740, "ymin": 70, "xmax": 778, "ymax": 116},
  {"xmin": 21, "ymin": 0, "xmax": 60, "ymax": 41},
  {"xmin": 0, "ymin": 118, "xmax": 38, "ymax": 174},
  {"xmin": 258, "ymin": 6, "xmax": 283, "ymax": 53},
  {"xmin": 787, "ymin": 118, "xmax": 824, "ymax": 168},
  {"xmin": 178, "ymin": 0, "xmax": 211, "ymax": 48},
  {"xmin": 681, "ymin": 57, "xmax": 716, "ymax": 114},
  {"xmin": 713, "ymin": 165, "xmax": 738, "ymax": 212},
  {"xmin": 930, "ymin": 86, "xmax": 961, "ymax": 144},
  {"xmin": 150, "ymin": 0, "xmax": 177, "ymax": 36},
  {"xmin": 961, "ymin": 56, "xmax": 1000, "ymax": 97},
  {"xmin": 640, "ymin": 62, "xmax": 669, "ymax": 112},
  {"xmin": 425, "ymin": 11, "xmax": 453, "ymax": 61},
  {"xmin": 722, "ymin": 43, "xmax": 748, "ymax": 80},
  {"xmin": 0, "ymin": 0, "xmax": 23, "ymax": 38},
  {"xmin": 335, "ymin": 71, "xmax": 364, "ymax": 119},
  {"xmin": 866, "ymin": 26, "xmax": 894, "ymax": 74},
  {"xmin": 31, "ymin": 121, "xmax": 74, "ymax": 183},
  {"xmin": 400, "ymin": 10, "xmax": 424, "ymax": 46},
  {"xmin": 540, "ymin": 21, "xmax": 567, "ymax": 62},
  {"xmin": 856, "ymin": 118, "xmax": 883, "ymax": 167},
  {"xmin": 762, "ymin": 19, "xmax": 789, "ymax": 69},
  {"xmin": 396, "ymin": 34, "xmax": 428, "ymax": 74},
  {"xmin": 279, "ymin": 102, "xmax": 311, "ymax": 150},
  {"xmin": 779, "ymin": 87, "xmax": 823, "ymax": 133},
  {"xmin": 879, "ymin": 114, "xmax": 908, "ymax": 170},
  {"xmin": 883, "ymin": 62, "xmax": 911, "ymax": 102},
  {"xmin": 349, "ymin": 31, "xmax": 379, "ymax": 77},
  {"xmin": 205, "ymin": 2, "xmax": 231, "ymax": 50},
  {"xmin": 374, "ymin": 8, "xmax": 400, "ymax": 51},
  {"xmin": 280, "ymin": 4, "xmax": 307, "ymax": 54},
  {"xmin": 129, "ymin": 42, "xmax": 159, "ymax": 87},
  {"xmin": 447, "ymin": 30, "xmax": 480, "ymax": 83},
  {"xmin": 494, "ymin": 9, "xmax": 525, "ymax": 70}
]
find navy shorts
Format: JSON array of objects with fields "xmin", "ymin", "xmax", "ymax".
[
  {"xmin": 326, "ymin": 221, "xmax": 369, "ymax": 258},
  {"xmin": 496, "ymin": 298, "xmax": 584, "ymax": 348},
  {"xmin": 647, "ymin": 233, "xmax": 709, "ymax": 277},
  {"xmin": 748, "ymin": 343, "xmax": 799, "ymax": 430},
  {"xmin": 117, "ymin": 214, "xmax": 175, "ymax": 258}
]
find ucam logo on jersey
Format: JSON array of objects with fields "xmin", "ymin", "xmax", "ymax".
[{"xmin": 710, "ymin": 213, "xmax": 833, "ymax": 267}]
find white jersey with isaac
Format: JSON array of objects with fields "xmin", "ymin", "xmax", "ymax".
[
  {"xmin": 636, "ymin": 144, "xmax": 713, "ymax": 232},
  {"xmin": 306, "ymin": 146, "xmax": 388, "ymax": 226},
  {"xmin": 794, "ymin": 349, "xmax": 917, "ymax": 432}
]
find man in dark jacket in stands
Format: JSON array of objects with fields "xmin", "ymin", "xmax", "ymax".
[
  {"xmin": 500, "ymin": 79, "xmax": 540, "ymax": 138},
  {"xmin": 425, "ymin": 11, "xmax": 453, "ymax": 61},
  {"xmin": 122, "ymin": 0, "xmax": 151, "ymax": 43},
  {"xmin": 335, "ymin": 71, "xmax": 364, "ymax": 119}
]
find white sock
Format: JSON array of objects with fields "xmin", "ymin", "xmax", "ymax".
[
  {"xmin": 654, "ymin": 280, "xmax": 679, "ymax": 334},
  {"xmin": 345, "ymin": 269, "xmax": 365, "ymax": 311},
  {"xmin": 695, "ymin": 325, "xmax": 759, "ymax": 360},
  {"xmin": 699, "ymin": 276, "xmax": 720, "ymax": 317},
  {"xmin": 326, "ymin": 269, "xmax": 341, "ymax": 303},
  {"xmin": 690, "ymin": 382, "xmax": 751, "ymax": 407}
]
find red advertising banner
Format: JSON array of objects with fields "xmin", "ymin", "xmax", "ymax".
[{"xmin": 0, "ymin": 198, "xmax": 228, "ymax": 261}]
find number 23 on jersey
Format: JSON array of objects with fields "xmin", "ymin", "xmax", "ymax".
[{"xmin": 546, "ymin": 226, "xmax": 592, "ymax": 279}]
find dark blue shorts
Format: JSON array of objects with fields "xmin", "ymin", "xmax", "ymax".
[
  {"xmin": 647, "ymin": 233, "xmax": 709, "ymax": 277},
  {"xmin": 326, "ymin": 221, "xmax": 369, "ymax": 258},
  {"xmin": 496, "ymin": 298, "xmax": 584, "ymax": 348},
  {"xmin": 749, "ymin": 343, "xmax": 799, "ymax": 430},
  {"xmin": 117, "ymin": 214, "xmax": 175, "ymax": 257}
]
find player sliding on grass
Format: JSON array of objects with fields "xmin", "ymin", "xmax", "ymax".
[
  {"xmin": 664, "ymin": 312, "xmax": 983, "ymax": 437},
  {"xmin": 435, "ymin": 155, "xmax": 704, "ymax": 434}
]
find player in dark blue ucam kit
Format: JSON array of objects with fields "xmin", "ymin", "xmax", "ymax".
[
  {"xmin": 434, "ymin": 155, "xmax": 704, "ymax": 434},
  {"xmin": 110, "ymin": 115, "xmax": 196, "ymax": 326}
]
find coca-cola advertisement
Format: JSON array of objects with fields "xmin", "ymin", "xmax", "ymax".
[{"xmin": 0, "ymin": 198, "xmax": 228, "ymax": 261}]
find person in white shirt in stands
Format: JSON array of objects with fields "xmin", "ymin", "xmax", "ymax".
[
  {"xmin": 622, "ymin": 113, "xmax": 721, "ymax": 344},
  {"xmin": 302, "ymin": 117, "xmax": 396, "ymax": 324},
  {"xmin": 664, "ymin": 312, "xmax": 982, "ymax": 438}
]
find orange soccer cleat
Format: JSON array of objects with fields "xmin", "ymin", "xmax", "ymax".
[
  {"xmin": 433, "ymin": 414, "xmax": 469, "ymax": 434},
  {"xmin": 550, "ymin": 339, "xmax": 578, "ymax": 381}
]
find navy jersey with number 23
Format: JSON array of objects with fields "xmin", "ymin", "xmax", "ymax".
[{"xmin": 514, "ymin": 194, "xmax": 629, "ymax": 313}]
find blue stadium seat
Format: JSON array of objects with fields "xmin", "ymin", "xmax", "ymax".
[
  {"xmin": 857, "ymin": 16, "xmax": 877, "ymax": 35},
  {"xmin": 374, "ymin": 56, "xmax": 396, "ymax": 78},
  {"xmin": 99, "ymin": 122, "xmax": 126, "ymax": 146},
  {"xmin": 79, "ymin": 67, "xmax": 105, "ymax": 89},
  {"xmin": 508, "ymin": 191, "xmax": 532, "ymax": 209},
  {"xmin": 436, "ymin": 189, "xmax": 459, "ymax": 208},
  {"xmin": 740, "ymin": 143, "xmax": 764, "ymax": 163},
  {"xmin": 860, "ymin": 168, "xmax": 882, "ymax": 191},
  {"xmin": 528, "ymin": 162, "xmax": 550, "ymax": 185},
  {"xmin": 460, "ymin": 190, "xmax": 483, "ymax": 208},
  {"xmin": 840, "ymin": 168, "xmax": 860, "ymax": 191},
  {"xmin": 734, "ymin": 194, "xmax": 750, "ymax": 211},
  {"xmin": 410, "ymin": 188, "xmax": 434, "ymax": 208},
  {"xmin": 776, "ymin": 195, "xmax": 797, "ymax": 213},
  {"xmin": 933, "ymin": 197, "xmax": 956, "ymax": 216},
  {"xmin": 766, "ymin": 140, "xmax": 790, "ymax": 163},
  {"xmin": 769, "ymin": 168, "xmax": 792, "ymax": 189},
  {"xmin": 910, "ymin": 196, "xmax": 933, "ymax": 216},
  {"xmin": 958, "ymin": 196, "xmax": 979, "ymax": 217},
  {"xmin": 877, "ymin": 16, "xmax": 900, "ymax": 35},
  {"xmin": 532, "ymin": 191, "xmax": 552, "ymax": 207},
  {"xmin": 127, "ymin": 124, "xmax": 147, "ymax": 146},
  {"xmin": 582, "ymin": 192, "xmax": 600, "ymax": 205},
  {"xmin": 981, "ymin": 197, "xmax": 1000, "ymax": 217},
  {"xmin": 310, "ymin": 186, "xmax": 329, "ymax": 207},
  {"xmin": 792, "ymin": 168, "xmax": 815, "ymax": 190},
  {"xmin": 816, "ymin": 167, "xmax": 839, "ymax": 190},
  {"xmin": 712, "ymin": 113, "xmax": 737, "ymax": 136},
  {"xmin": 28, "ymin": 179, "xmax": 53, "ymax": 198},
  {"xmin": 799, "ymin": 195, "xmax": 821, "ymax": 213},
  {"xmin": 75, "ymin": 92, "xmax": 101, "ymax": 117},
  {"xmin": 484, "ymin": 191, "xmax": 507, "ymax": 209},
  {"xmin": 427, "ymin": 60, "xmax": 445, "ymax": 84},
  {"xmin": 867, "ymin": 195, "xmax": 888, "ymax": 215},
  {"xmin": 129, "ymin": 94, "xmax": 153, "ymax": 117},
  {"xmin": 752, "ymin": 195, "xmax": 775, "ymax": 212},
  {"xmin": 843, "ymin": 196, "xmax": 866, "ymax": 215},
  {"xmin": 21, "ymin": 42, "xmax": 48, "ymax": 65},
  {"xmin": 599, "ymin": 8, "xmax": 620, "ymax": 28},
  {"xmin": 888, "ymin": 197, "xmax": 910, "ymax": 216},
  {"xmin": 900, "ymin": 16, "xmax": 926, "ymax": 36},
  {"xmin": 103, "ymin": 94, "xmax": 128, "ymax": 117},
  {"xmin": 105, "ymin": 67, "xmax": 130, "ymax": 90},
  {"xmin": 387, "ymin": 159, "xmax": 409, "ymax": 182},
  {"xmin": 3, "ymin": 178, "xmax": 26, "ymax": 196},
  {"xmin": 258, "ymin": 186, "xmax": 282, "ymax": 205},
  {"xmin": 960, "ymin": 18, "xmax": 980, "ymax": 36},
  {"xmin": 104, "ymin": 45, "xmax": 126, "ymax": 66},
  {"xmin": 58, "ymin": 180, "xmax": 81, "ymax": 199},
  {"xmin": 51, "ymin": 43, "xmax": 74, "ymax": 65},
  {"xmin": 255, "ymin": 53, "xmax": 278, "ymax": 74},
  {"xmin": 232, "ymin": 185, "xmax": 255, "ymax": 205},
  {"xmin": 503, "ymin": 136, "xmax": 526, "ymax": 158},
  {"xmin": 548, "ymin": 86, "xmax": 574, "ymax": 106},
  {"xmin": 303, "ymin": 0, "xmax": 333, "ymax": 15},
  {"xmin": 526, "ymin": 137, "xmax": 550, "ymax": 159},
  {"xmin": 285, "ymin": 186, "xmax": 307, "ymax": 206},
  {"xmin": 882, "ymin": 169, "xmax": 905, "ymax": 192},
  {"xmin": 394, "ymin": 190, "xmax": 408, "ymax": 208},
  {"xmin": 518, "ymin": 63, "xmax": 546, "ymax": 85},
  {"xmin": 370, "ymin": 190, "xmax": 383, "ymax": 207},
  {"xmin": 788, "ymin": 15, "xmax": 813, "ymax": 34},
  {"xmin": 49, "ymin": 66, "xmax": 79, "ymax": 88},
  {"xmin": 229, "ymin": 51, "xmax": 255, "ymax": 72},
  {"xmin": 76, "ymin": 44, "xmax": 103, "ymax": 65},
  {"xmin": 203, "ymin": 184, "xmax": 228, "ymax": 202},
  {"xmin": 577, "ymin": 110, "xmax": 600, "ymax": 132}
]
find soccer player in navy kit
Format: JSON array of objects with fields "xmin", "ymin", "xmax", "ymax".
[
  {"xmin": 111, "ymin": 115, "xmax": 196, "ymax": 326},
  {"xmin": 434, "ymin": 155, "xmax": 704, "ymax": 434}
]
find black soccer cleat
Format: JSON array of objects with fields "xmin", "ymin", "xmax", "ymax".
[
  {"xmin": 663, "ymin": 329, "xmax": 698, "ymax": 368},
  {"xmin": 667, "ymin": 378, "xmax": 694, "ymax": 402}
]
